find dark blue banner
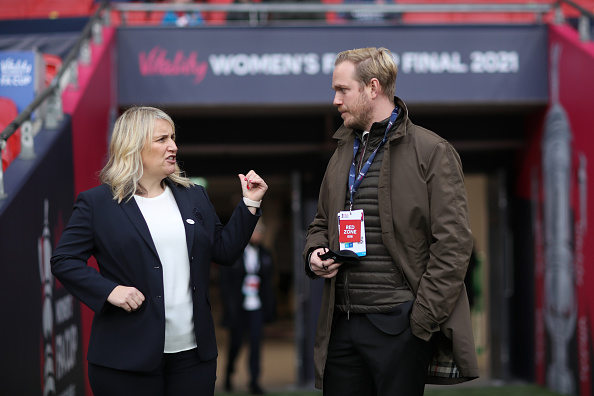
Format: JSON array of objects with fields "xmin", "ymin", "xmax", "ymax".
[
  {"xmin": 0, "ymin": 118, "xmax": 85, "ymax": 396},
  {"xmin": 117, "ymin": 25, "xmax": 548, "ymax": 107}
]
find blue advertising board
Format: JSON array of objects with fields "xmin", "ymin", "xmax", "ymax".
[
  {"xmin": 117, "ymin": 25, "xmax": 548, "ymax": 107},
  {"xmin": 0, "ymin": 50, "xmax": 42, "ymax": 112}
]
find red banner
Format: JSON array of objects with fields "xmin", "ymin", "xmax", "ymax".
[{"xmin": 519, "ymin": 24, "xmax": 594, "ymax": 396}]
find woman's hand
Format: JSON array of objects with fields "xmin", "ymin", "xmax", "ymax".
[
  {"xmin": 239, "ymin": 170, "xmax": 268, "ymax": 202},
  {"xmin": 107, "ymin": 285, "xmax": 145, "ymax": 313}
]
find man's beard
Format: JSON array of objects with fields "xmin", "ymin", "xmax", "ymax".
[{"xmin": 344, "ymin": 91, "xmax": 373, "ymax": 131}]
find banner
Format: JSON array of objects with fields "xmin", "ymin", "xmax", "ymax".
[
  {"xmin": 0, "ymin": 118, "xmax": 84, "ymax": 396},
  {"xmin": 117, "ymin": 25, "xmax": 548, "ymax": 107},
  {"xmin": 0, "ymin": 50, "xmax": 44, "ymax": 112},
  {"xmin": 516, "ymin": 24, "xmax": 594, "ymax": 396}
]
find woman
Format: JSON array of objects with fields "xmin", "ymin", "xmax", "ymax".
[{"xmin": 51, "ymin": 106, "xmax": 267, "ymax": 396}]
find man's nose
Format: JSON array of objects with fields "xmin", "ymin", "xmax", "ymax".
[{"xmin": 333, "ymin": 93, "xmax": 342, "ymax": 106}]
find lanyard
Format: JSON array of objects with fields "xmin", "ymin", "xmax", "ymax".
[{"xmin": 348, "ymin": 108, "xmax": 398, "ymax": 210}]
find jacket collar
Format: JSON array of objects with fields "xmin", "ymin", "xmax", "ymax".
[
  {"xmin": 332, "ymin": 96, "xmax": 410, "ymax": 143},
  {"xmin": 120, "ymin": 190, "xmax": 159, "ymax": 258},
  {"xmin": 119, "ymin": 178, "xmax": 194, "ymax": 259},
  {"xmin": 166, "ymin": 179, "xmax": 195, "ymax": 257}
]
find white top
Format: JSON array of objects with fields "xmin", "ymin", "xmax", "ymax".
[
  {"xmin": 134, "ymin": 186, "xmax": 197, "ymax": 353},
  {"xmin": 242, "ymin": 244, "xmax": 262, "ymax": 311}
]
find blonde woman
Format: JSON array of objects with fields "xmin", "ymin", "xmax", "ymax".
[{"xmin": 51, "ymin": 106, "xmax": 267, "ymax": 396}]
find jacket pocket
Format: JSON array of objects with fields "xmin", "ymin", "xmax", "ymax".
[{"xmin": 193, "ymin": 207, "xmax": 205, "ymax": 226}]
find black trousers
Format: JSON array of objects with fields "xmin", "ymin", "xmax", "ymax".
[
  {"xmin": 323, "ymin": 312, "xmax": 433, "ymax": 396},
  {"xmin": 88, "ymin": 348, "xmax": 216, "ymax": 396},
  {"xmin": 226, "ymin": 308, "xmax": 264, "ymax": 386}
]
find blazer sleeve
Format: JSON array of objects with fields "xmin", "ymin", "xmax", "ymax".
[
  {"xmin": 51, "ymin": 191, "xmax": 119, "ymax": 313},
  {"xmin": 200, "ymin": 186, "xmax": 261, "ymax": 266}
]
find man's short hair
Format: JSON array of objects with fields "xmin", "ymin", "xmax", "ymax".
[{"xmin": 335, "ymin": 47, "xmax": 397, "ymax": 99}]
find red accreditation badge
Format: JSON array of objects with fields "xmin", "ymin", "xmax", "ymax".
[
  {"xmin": 337, "ymin": 209, "xmax": 366, "ymax": 256},
  {"xmin": 339, "ymin": 219, "xmax": 362, "ymax": 243}
]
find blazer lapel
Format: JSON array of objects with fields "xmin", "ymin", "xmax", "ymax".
[
  {"xmin": 120, "ymin": 197, "xmax": 159, "ymax": 258},
  {"xmin": 169, "ymin": 182, "xmax": 195, "ymax": 257}
]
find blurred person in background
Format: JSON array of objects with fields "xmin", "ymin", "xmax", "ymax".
[
  {"xmin": 51, "ymin": 106, "xmax": 267, "ymax": 396},
  {"xmin": 162, "ymin": 0, "xmax": 204, "ymax": 26},
  {"xmin": 340, "ymin": 0, "xmax": 401, "ymax": 23},
  {"xmin": 220, "ymin": 220, "xmax": 276, "ymax": 395}
]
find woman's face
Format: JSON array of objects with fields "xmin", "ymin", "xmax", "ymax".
[{"xmin": 140, "ymin": 119, "xmax": 178, "ymax": 184}]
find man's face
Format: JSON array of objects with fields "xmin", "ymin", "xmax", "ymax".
[{"xmin": 332, "ymin": 61, "xmax": 373, "ymax": 131}]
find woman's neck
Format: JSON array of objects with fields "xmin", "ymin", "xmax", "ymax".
[{"xmin": 138, "ymin": 178, "xmax": 166, "ymax": 198}]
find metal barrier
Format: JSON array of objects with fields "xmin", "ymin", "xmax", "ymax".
[
  {"xmin": 0, "ymin": 1, "xmax": 109, "ymax": 199},
  {"xmin": 111, "ymin": 1, "xmax": 554, "ymax": 25},
  {"xmin": 0, "ymin": 0, "xmax": 592, "ymax": 199},
  {"xmin": 555, "ymin": 0, "xmax": 594, "ymax": 41}
]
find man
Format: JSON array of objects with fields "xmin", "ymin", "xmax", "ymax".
[
  {"xmin": 220, "ymin": 221, "xmax": 276, "ymax": 395},
  {"xmin": 303, "ymin": 47, "xmax": 478, "ymax": 396}
]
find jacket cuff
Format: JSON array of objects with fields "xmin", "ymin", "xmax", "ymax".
[
  {"xmin": 410, "ymin": 318, "xmax": 433, "ymax": 341},
  {"xmin": 410, "ymin": 304, "xmax": 439, "ymax": 341},
  {"xmin": 305, "ymin": 248, "xmax": 321, "ymax": 279}
]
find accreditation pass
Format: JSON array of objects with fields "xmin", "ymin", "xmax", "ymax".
[{"xmin": 337, "ymin": 209, "xmax": 366, "ymax": 257}]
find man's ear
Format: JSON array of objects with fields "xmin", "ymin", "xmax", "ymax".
[{"xmin": 369, "ymin": 78, "xmax": 381, "ymax": 99}]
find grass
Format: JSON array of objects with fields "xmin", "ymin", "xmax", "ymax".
[
  {"xmin": 425, "ymin": 385, "xmax": 562, "ymax": 395},
  {"xmin": 216, "ymin": 384, "xmax": 562, "ymax": 396}
]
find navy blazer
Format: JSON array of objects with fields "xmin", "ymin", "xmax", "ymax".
[{"xmin": 51, "ymin": 180, "xmax": 260, "ymax": 371}]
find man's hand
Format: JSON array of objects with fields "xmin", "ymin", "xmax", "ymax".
[{"xmin": 310, "ymin": 247, "xmax": 341, "ymax": 278}]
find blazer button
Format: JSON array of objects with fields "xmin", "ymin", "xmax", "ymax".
[
  {"xmin": 192, "ymin": 287, "xmax": 196, "ymax": 293},
  {"xmin": 430, "ymin": 323, "xmax": 438, "ymax": 330},
  {"xmin": 156, "ymin": 295, "xmax": 162, "ymax": 299}
]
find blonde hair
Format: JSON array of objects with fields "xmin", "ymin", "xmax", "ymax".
[
  {"xmin": 335, "ymin": 47, "xmax": 398, "ymax": 99},
  {"xmin": 99, "ymin": 106, "xmax": 192, "ymax": 203}
]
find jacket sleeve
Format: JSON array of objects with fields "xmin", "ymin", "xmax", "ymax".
[
  {"xmin": 302, "ymin": 162, "xmax": 334, "ymax": 279},
  {"xmin": 204, "ymin": 186, "xmax": 261, "ymax": 266},
  {"xmin": 50, "ymin": 191, "xmax": 119, "ymax": 313},
  {"xmin": 410, "ymin": 141, "xmax": 473, "ymax": 341}
]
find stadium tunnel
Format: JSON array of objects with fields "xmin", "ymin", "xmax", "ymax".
[{"xmin": 2, "ymin": 2, "xmax": 594, "ymax": 395}]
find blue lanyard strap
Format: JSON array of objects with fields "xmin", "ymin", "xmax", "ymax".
[{"xmin": 348, "ymin": 108, "xmax": 398, "ymax": 209}]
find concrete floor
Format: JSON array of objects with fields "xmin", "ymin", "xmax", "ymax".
[{"xmin": 214, "ymin": 318, "xmax": 300, "ymax": 394}]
